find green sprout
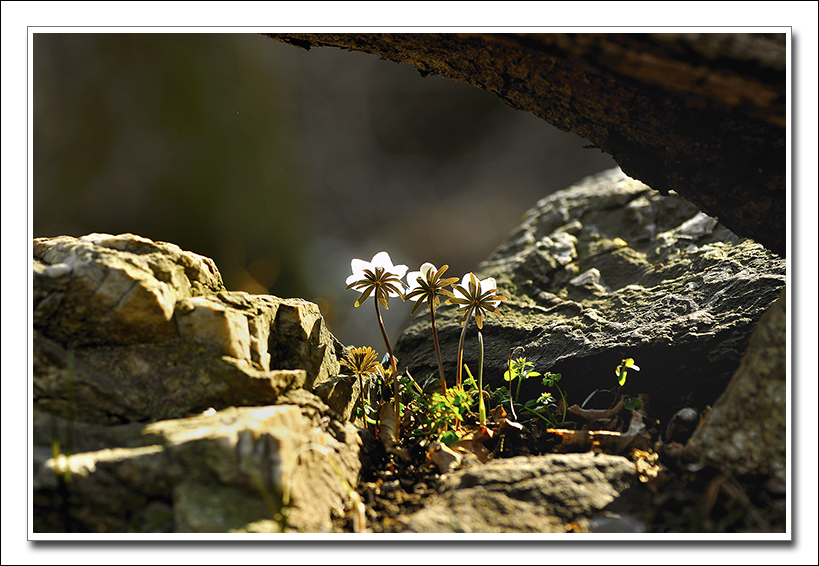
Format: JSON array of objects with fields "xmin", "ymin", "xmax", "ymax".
[
  {"xmin": 495, "ymin": 354, "xmax": 567, "ymax": 425},
  {"xmin": 503, "ymin": 355, "xmax": 541, "ymax": 419},
  {"xmin": 404, "ymin": 262, "xmax": 458, "ymax": 395},
  {"xmin": 447, "ymin": 272, "xmax": 506, "ymax": 389},
  {"xmin": 582, "ymin": 357, "xmax": 642, "ymax": 409},
  {"xmin": 615, "ymin": 357, "xmax": 640, "ymax": 387},
  {"xmin": 540, "ymin": 371, "xmax": 567, "ymax": 423},
  {"xmin": 345, "ymin": 251, "xmax": 408, "ymax": 433}
]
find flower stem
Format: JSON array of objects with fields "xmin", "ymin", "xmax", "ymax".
[
  {"xmin": 508, "ymin": 356, "xmax": 517, "ymax": 420},
  {"xmin": 429, "ymin": 301, "xmax": 447, "ymax": 395},
  {"xmin": 374, "ymin": 299, "xmax": 400, "ymax": 435},
  {"xmin": 358, "ymin": 373, "xmax": 368, "ymax": 430},
  {"xmin": 455, "ymin": 307, "xmax": 474, "ymax": 388},
  {"xmin": 478, "ymin": 331, "xmax": 486, "ymax": 428}
]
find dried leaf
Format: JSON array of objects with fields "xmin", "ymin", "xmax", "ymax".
[
  {"xmin": 568, "ymin": 398, "xmax": 625, "ymax": 421},
  {"xmin": 632, "ymin": 448, "xmax": 664, "ymax": 486},
  {"xmin": 427, "ymin": 441, "xmax": 462, "ymax": 473},
  {"xmin": 546, "ymin": 428, "xmax": 623, "ymax": 451},
  {"xmin": 615, "ymin": 410, "xmax": 648, "ymax": 453},
  {"xmin": 490, "ymin": 404, "xmax": 507, "ymax": 423},
  {"xmin": 452, "ymin": 437, "xmax": 492, "ymax": 464}
]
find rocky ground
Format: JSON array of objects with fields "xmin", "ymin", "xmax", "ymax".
[
  {"xmin": 31, "ymin": 170, "xmax": 787, "ymax": 535},
  {"xmin": 330, "ymin": 398, "xmax": 787, "ymax": 534}
]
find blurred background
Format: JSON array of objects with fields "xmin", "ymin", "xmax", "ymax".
[{"xmin": 33, "ymin": 33, "xmax": 616, "ymax": 349}]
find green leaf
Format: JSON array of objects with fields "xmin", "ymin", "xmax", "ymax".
[
  {"xmin": 440, "ymin": 430, "xmax": 460, "ymax": 447},
  {"xmin": 623, "ymin": 397, "xmax": 642, "ymax": 411}
]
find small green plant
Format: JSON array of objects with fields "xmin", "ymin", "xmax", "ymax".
[
  {"xmin": 492, "ymin": 354, "xmax": 567, "ymax": 426},
  {"xmin": 430, "ymin": 388, "xmax": 473, "ymax": 443},
  {"xmin": 615, "ymin": 357, "xmax": 640, "ymax": 387},
  {"xmin": 581, "ymin": 357, "xmax": 642, "ymax": 409},
  {"xmin": 503, "ymin": 355, "xmax": 541, "ymax": 419},
  {"xmin": 539, "ymin": 371, "xmax": 567, "ymax": 423}
]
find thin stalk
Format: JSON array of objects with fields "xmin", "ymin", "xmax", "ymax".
[
  {"xmin": 374, "ymin": 299, "xmax": 400, "ymax": 435},
  {"xmin": 357, "ymin": 373, "xmax": 369, "ymax": 431},
  {"xmin": 515, "ymin": 373, "xmax": 523, "ymax": 404},
  {"xmin": 477, "ymin": 331, "xmax": 486, "ymax": 428},
  {"xmin": 507, "ymin": 356, "xmax": 517, "ymax": 420},
  {"xmin": 556, "ymin": 384, "xmax": 568, "ymax": 424},
  {"xmin": 429, "ymin": 300, "xmax": 447, "ymax": 395},
  {"xmin": 455, "ymin": 307, "xmax": 474, "ymax": 388}
]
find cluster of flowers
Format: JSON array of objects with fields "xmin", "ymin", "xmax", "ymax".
[{"xmin": 345, "ymin": 251, "xmax": 506, "ymax": 410}]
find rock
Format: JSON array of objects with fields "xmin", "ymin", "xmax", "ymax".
[
  {"xmin": 685, "ymin": 288, "xmax": 786, "ymax": 481},
  {"xmin": 33, "ymin": 234, "xmax": 345, "ymax": 423},
  {"xmin": 395, "ymin": 169, "xmax": 786, "ymax": 427},
  {"xmin": 33, "ymin": 328, "xmax": 307, "ymax": 424},
  {"xmin": 266, "ymin": 33, "xmax": 786, "ymax": 256},
  {"xmin": 34, "ymin": 403, "xmax": 363, "ymax": 533},
  {"xmin": 32, "ymin": 233, "xmax": 362, "ymax": 533},
  {"xmin": 398, "ymin": 453, "xmax": 637, "ymax": 533}
]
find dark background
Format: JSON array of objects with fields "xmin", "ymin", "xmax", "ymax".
[{"xmin": 33, "ymin": 33, "xmax": 616, "ymax": 348}]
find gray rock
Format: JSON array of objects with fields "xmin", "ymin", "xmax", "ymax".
[
  {"xmin": 395, "ymin": 168, "xmax": 786, "ymax": 425},
  {"xmin": 399, "ymin": 453, "xmax": 636, "ymax": 533},
  {"xmin": 685, "ymin": 288, "xmax": 786, "ymax": 481}
]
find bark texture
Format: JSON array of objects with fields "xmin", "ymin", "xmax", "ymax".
[{"xmin": 265, "ymin": 33, "xmax": 786, "ymax": 257}]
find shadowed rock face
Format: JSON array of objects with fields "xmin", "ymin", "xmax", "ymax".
[
  {"xmin": 685, "ymin": 288, "xmax": 787, "ymax": 483},
  {"xmin": 266, "ymin": 33, "xmax": 786, "ymax": 258},
  {"xmin": 395, "ymin": 169, "xmax": 785, "ymax": 426}
]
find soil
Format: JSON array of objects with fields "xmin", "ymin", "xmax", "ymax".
[{"xmin": 330, "ymin": 398, "xmax": 787, "ymax": 534}]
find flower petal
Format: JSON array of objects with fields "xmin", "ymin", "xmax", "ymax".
[
  {"xmin": 406, "ymin": 270, "xmax": 423, "ymax": 292},
  {"xmin": 350, "ymin": 257, "xmax": 371, "ymax": 276},
  {"xmin": 346, "ymin": 273, "xmax": 364, "ymax": 287},
  {"xmin": 371, "ymin": 251, "xmax": 392, "ymax": 268},
  {"xmin": 370, "ymin": 251, "xmax": 408, "ymax": 279},
  {"xmin": 480, "ymin": 277, "xmax": 498, "ymax": 293},
  {"xmin": 420, "ymin": 262, "xmax": 436, "ymax": 279}
]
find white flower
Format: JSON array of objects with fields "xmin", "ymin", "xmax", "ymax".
[
  {"xmin": 405, "ymin": 262, "xmax": 458, "ymax": 316},
  {"xmin": 345, "ymin": 251, "xmax": 408, "ymax": 308},
  {"xmin": 405, "ymin": 262, "xmax": 435, "ymax": 295},
  {"xmin": 448, "ymin": 272, "xmax": 506, "ymax": 328}
]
